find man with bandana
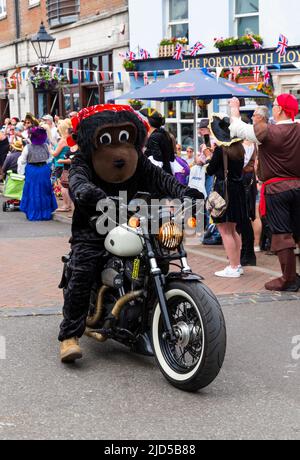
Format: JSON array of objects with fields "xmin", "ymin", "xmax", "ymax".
[{"xmin": 229, "ymin": 94, "xmax": 300, "ymax": 292}]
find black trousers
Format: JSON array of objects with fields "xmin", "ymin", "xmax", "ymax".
[
  {"xmin": 58, "ymin": 242, "xmax": 106, "ymax": 342},
  {"xmin": 240, "ymin": 173, "xmax": 256, "ymax": 260},
  {"xmin": 240, "ymin": 217, "xmax": 255, "ymax": 260},
  {"xmin": 266, "ymin": 188, "xmax": 300, "ymax": 241}
]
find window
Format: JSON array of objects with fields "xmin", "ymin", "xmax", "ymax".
[
  {"xmin": 0, "ymin": 0, "xmax": 6, "ymax": 19},
  {"xmin": 28, "ymin": 0, "xmax": 40, "ymax": 7},
  {"xmin": 47, "ymin": 0, "xmax": 80, "ymax": 27},
  {"xmin": 288, "ymin": 87, "xmax": 300, "ymax": 117},
  {"xmin": 235, "ymin": 0, "xmax": 259, "ymax": 36},
  {"xmin": 168, "ymin": 0, "xmax": 189, "ymax": 41},
  {"xmin": 164, "ymin": 101, "xmax": 208, "ymax": 151}
]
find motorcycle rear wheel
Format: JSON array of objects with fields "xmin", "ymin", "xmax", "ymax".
[{"xmin": 151, "ymin": 281, "xmax": 226, "ymax": 392}]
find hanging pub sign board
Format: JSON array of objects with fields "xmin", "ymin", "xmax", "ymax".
[{"xmin": 183, "ymin": 46, "xmax": 300, "ymax": 70}]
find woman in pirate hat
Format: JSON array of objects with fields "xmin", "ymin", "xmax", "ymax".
[{"xmin": 206, "ymin": 113, "xmax": 247, "ymax": 278}]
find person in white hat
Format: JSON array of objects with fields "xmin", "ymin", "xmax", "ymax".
[{"xmin": 42, "ymin": 114, "xmax": 59, "ymax": 145}]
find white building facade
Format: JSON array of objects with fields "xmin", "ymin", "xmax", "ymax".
[{"xmin": 127, "ymin": 0, "xmax": 300, "ymax": 146}]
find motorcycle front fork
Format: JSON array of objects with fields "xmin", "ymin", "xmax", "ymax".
[{"xmin": 144, "ymin": 238, "xmax": 180, "ymax": 342}]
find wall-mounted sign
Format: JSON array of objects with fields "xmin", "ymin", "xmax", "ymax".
[{"xmin": 183, "ymin": 47, "xmax": 300, "ymax": 69}]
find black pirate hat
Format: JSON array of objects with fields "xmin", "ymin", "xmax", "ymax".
[{"xmin": 209, "ymin": 113, "xmax": 241, "ymax": 147}]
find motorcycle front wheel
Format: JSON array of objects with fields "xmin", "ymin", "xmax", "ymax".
[{"xmin": 151, "ymin": 281, "xmax": 226, "ymax": 392}]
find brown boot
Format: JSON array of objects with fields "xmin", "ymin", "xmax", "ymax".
[
  {"xmin": 60, "ymin": 338, "xmax": 82, "ymax": 363},
  {"xmin": 265, "ymin": 248, "xmax": 299, "ymax": 292}
]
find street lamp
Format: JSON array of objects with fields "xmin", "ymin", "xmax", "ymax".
[{"xmin": 31, "ymin": 22, "xmax": 56, "ymax": 64}]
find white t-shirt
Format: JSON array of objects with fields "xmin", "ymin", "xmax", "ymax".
[{"xmin": 188, "ymin": 165, "xmax": 207, "ymax": 199}]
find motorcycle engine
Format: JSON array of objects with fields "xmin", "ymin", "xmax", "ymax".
[{"xmin": 118, "ymin": 301, "xmax": 142, "ymax": 332}]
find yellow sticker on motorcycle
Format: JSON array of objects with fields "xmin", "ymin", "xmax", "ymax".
[{"xmin": 132, "ymin": 258, "xmax": 140, "ymax": 280}]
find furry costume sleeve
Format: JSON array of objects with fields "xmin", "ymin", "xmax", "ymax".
[{"xmin": 69, "ymin": 154, "xmax": 107, "ymax": 208}]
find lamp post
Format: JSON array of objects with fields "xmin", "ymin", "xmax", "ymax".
[{"xmin": 30, "ymin": 22, "xmax": 56, "ymax": 64}]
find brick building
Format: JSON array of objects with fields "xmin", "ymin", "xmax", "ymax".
[{"xmin": 0, "ymin": 0, "xmax": 129, "ymax": 121}]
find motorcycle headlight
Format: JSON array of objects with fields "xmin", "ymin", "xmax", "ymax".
[{"xmin": 157, "ymin": 222, "xmax": 183, "ymax": 250}]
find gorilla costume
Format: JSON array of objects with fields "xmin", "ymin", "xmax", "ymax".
[{"xmin": 58, "ymin": 105, "xmax": 202, "ymax": 354}]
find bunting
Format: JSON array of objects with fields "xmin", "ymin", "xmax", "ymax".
[
  {"xmin": 262, "ymin": 66, "xmax": 271, "ymax": 84},
  {"xmin": 216, "ymin": 67, "xmax": 223, "ymax": 81},
  {"xmin": 143, "ymin": 71, "xmax": 149, "ymax": 85},
  {"xmin": 233, "ymin": 66, "xmax": 241, "ymax": 81}
]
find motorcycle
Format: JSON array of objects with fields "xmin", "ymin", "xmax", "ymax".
[{"xmin": 61, "ymin": 193, "xmax": 226, "ymax": 392}]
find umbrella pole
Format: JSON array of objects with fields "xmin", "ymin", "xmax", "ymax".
[{"xmin": 193, "ymin": 98, "xmax": 198, "ymax": 156}]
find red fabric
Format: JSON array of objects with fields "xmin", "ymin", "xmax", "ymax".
[
  {"xmin": 277, "ymin": 94, "xmax": 299, "ymax": 121},
  {"xmin": 259, "ymin": 177, "xmax": 300, "ymax": 217},
  {"xmin": 67, "ymin": 104, "xmax": 150, "ymax": 147}
]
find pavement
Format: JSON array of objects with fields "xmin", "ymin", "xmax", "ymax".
[
  {"xmin": 0, "ymin": 193, "xmax": 299, "ymax": 309},
  {"xmin": 1, "ymin": 193, "xmax": 300, "ymax": 440},
  {"xmin": 0, "ymin": 302, "xmax": 299, "ymax": 440}
]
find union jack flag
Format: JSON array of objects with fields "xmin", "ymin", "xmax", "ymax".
[
  {"xmin": 143, "ymin": 72, "xmax": 149, "ymax": 85},
  {"xmin": 247, "ymin": 35, "xmax": 262, "ymax": 50},
  {"xmin": 276, "ymin": 34, "xmax": 289, "ymax": 56},
  {"xmin": 189, "ymin": 42, "xmax": 205, "ymax": 57},
  {"xmin": 173, "ymin": 43, "xmax": 185, "ymax": 60},
  {"xmin": 139, "ymin": 48, "xmax": 151, "ymax": 59},
  {"xmin": 253, "ymin": 66, "xmax": 261, "ymax": 83},
  {"xmin": 260, "ymin": 66, "xmax": 270, "ymax": 84},
  {"xmin": 126, "ymin": 51, "xmax": 136, "ymax": 61}
]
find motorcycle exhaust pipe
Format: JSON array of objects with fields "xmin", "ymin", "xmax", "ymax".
[
  {"xmin": 85, "ymin": 290, "xmax": 143, "ymax": 343},
  {"xmin": 85, "ymin": 329, "xmax": 108, "ymax": 343},
  {"xmin": 111, "ymin": 290, "xmax": 143, "ymax": 319},
  {"xmin": 86, "ymin": 285, "xmax": 110, "ymax": 328}
]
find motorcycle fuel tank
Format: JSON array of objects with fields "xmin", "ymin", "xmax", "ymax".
[{"xmin": 104, "ymin": 226, "xmax": 144, "ymax": 257}]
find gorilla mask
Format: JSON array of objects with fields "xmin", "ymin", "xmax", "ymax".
[
  {"xmin": 71, "ymin": 104, "xmax": 149, "ymax": 184},
  {"xmin": 92, "ymin": 122, "xmax": 138, "ymax": 183}
]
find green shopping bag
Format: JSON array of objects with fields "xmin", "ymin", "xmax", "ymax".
[{"xmin": 3, "ymin": 171, "xmax": 25, "ymax": 200}]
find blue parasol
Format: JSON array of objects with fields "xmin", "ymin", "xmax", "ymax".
[
  {"xmin": 117, "ymin": 69, "xmax": 269, "ymax": 150},
  {"xmin": 117, "ymin": 68, "xmax": 268, "ymax": 101}
]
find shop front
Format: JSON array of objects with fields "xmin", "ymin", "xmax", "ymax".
[{"xmin": 33, "ymin": 52, "xmax": 114, "ymax": 118}]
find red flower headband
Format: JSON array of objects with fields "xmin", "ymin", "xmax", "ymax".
[{"xmin": 68, "ymin": 104, "xmax": 150, "ymax": 147}]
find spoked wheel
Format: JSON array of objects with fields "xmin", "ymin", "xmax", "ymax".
[{"xmin": 151, "ymin": 281, "xmax": 226, "ymax": 392}]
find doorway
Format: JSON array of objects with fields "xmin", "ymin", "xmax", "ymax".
[
  {"xmin": 0, "ymin": 98, "xmax": 10, "ymax": 124},
  {"xmin": 35, "ymin": 91, "xmax": 60, "ymax": 118},
  {"xmin": 82, "ymin": 86, "xmax": 100, "ymax": 107}
]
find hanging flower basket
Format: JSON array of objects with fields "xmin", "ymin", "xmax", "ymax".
[
  {"xmin": 30, "ymin": 67, "xmax": 66, "ymax": 91},
  {"xmin": 123, "ymin": 59, "xmax": 136, "ymax": 71}
]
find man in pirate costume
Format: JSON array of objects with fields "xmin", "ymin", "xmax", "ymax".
[{"xmin": 229, "ymin": 95, "xmax": 300, "ymax": 292}]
